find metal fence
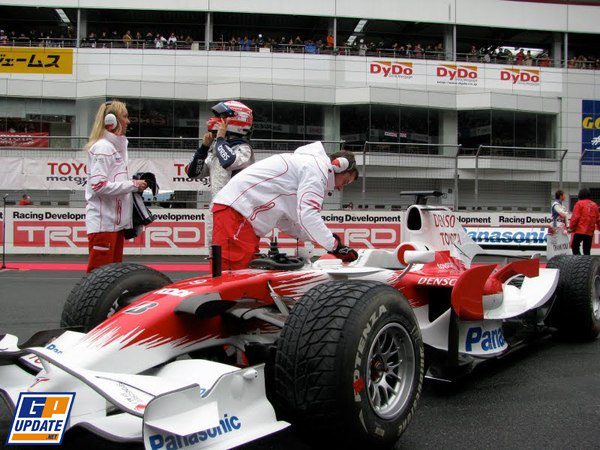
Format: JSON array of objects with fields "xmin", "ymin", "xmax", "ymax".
[
  {"xmin": 1, "ymin": 38, "xmax": 598, "ymax": 70},
  {"xmin": 0, "ymin": 137, "xmax": 591, "ymax": 210}
]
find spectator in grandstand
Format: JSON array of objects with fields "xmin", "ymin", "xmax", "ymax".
[
  {"xmin": 414, "ymin": 43, "xmax": 424, "ymax": 59},
  {"xmin": 0, "ymin": 30, "xmax": 7, "ymax": 45},
  {"xmin": 167, "ymin": 32, "xmax": 177, "ymax": 48},
  {"xmin": 327, "ymin": 33, "xmax": 334, "ymax": 48},
  {"xmin": 84, "ymin": 100, "xmax": 147, "ymax": 272},
  {"xmin": 358, "ymin": 40, "xmax": 367, "ymax": 56},
  {"xmin": 305, "ymin": 40, "xmax": 317, "ymax": 54},
  {"xmin": 123, "ymin": 30, "xmax": 132, "ymax": 48},
  {"xmin": 524, "ymin": 50, "xmax": 533, "ymax": 66},
  {"xmin": 576, "ymin": 54, "xmax": 588, "ymax": 69},
  {"xmin": 185, "ymin": 101, "xmax": 255, "ymax": 245},
  {"xmin": 98, "ymin": 31, "xmax": 109, "ymax": 48},
  {"xmin": 211, "ymin": 145, "xmax": 359, "ymax": 270},
  {"xmin": 85, "ymin": 32, "xmax": 96, "ymax": 48},
  {"xmin": 515, "ymin": 49, "xmax": 525, "ymax": 65},
  {"xmin": 18, "ymin": 194, "xmax": 32, "ymax": 206},
  {"xmin": 468, "ymin": 45, "xmax": 478, "ymax": 62},
  {"xmin": 155, "ymin": 34, "xmax": 167, "ymax": 48},
  {"xmin": 537, "ymin": 52, "xmax": 551, "ymax": 67},
  {"xmin": 568, "ymin": 188, "xmax": 600, "ymax": 256}
]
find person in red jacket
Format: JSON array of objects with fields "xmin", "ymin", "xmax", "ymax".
[{"xmin": 568, "ymin": 188, "xmax": 600, "ymax": 255}]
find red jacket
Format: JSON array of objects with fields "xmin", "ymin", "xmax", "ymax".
[{"xmin": 569, "ymin": 199, "xmax": 600, "ymax": 236}]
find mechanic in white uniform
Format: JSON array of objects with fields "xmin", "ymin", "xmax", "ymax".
[
  {"xmin": 186, "ymin": 101, "xmax": 254, "ymax": 245},
  {"xmin": 212, "ymin": 142, "xmax": 359, "ymax": 270}
]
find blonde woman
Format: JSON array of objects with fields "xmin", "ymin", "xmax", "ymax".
[{"xmin": 85, "ymin": 100, "xmax": 147, "ymax": 272}]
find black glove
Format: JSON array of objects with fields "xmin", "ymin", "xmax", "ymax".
[{"xmin": 329, "ymin": 233, "xmax": 358, "ymax": 263}]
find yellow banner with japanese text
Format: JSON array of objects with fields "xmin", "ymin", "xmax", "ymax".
[{"xmin": 0, "ymin": 47, "xmax": 73, "ymax": 74}]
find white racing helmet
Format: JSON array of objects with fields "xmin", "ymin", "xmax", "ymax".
[{"xmin": 211, "ymin": 100, "xmax": 253, "ymax": 136}]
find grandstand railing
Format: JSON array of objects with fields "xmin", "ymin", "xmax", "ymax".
[
  {"xmin": 474, "ymin": 145, "xmax": 567, "ymax": 207},
  {"xmin": 361, "ymin": 141, "xmax": 462, "ymax": 209},
  {"xmin": 2, "ymin": 39, "xmax": 598, "ymax": 70}
]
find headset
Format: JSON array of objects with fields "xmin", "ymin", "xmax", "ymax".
[
  {"xmin": 104, "ymin": 100, "xmax": 118, "ymax": 132},
  {"xmin": 331, "ymin": 157, "xmax": 354, "ymax": 173},
  {"xmin": 104, "ymin": 113, "xmax": 118, "ymax": 131}
]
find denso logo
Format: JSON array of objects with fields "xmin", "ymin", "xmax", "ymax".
[
  {"xmin": 417, "ymin": 277, "xmax": 456, "ymax": 286},
  {"xmin": 436, "ymin": 64, "xmax": 477, "ymax": 80},
  {"xmin": 465, "ymin": 326, "xmax": 506, "ymax": 352},
  {"xmin": 432, "ymin": 213, "xmax": 456, "ymax": 228},
  {"xmin": 370, "ymin": 61, "xmax": 413, "ymax": 78},
  {"xmin": 500, "ymin": 68, "xmax": 540, "ymax": 84}
]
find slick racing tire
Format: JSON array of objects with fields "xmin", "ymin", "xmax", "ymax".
[
  {"xmin": 61, "ymin": 263, "xmax": 172, "ymax": 332},
  {"xmin": 274, "ymin": 280, "xmax": 424, "ymax": 448},
  {"xmin": 547, "ymin": 255, "xmax": 600, "ymax": 340}
]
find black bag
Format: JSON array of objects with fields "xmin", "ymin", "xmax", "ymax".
[{"xmin": 124, "ymin": 172, "xmax": 159, "ymax": 240}]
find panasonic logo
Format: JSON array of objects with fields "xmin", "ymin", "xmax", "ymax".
[
  {"xmin": 465, "ymin": 327, "xmax": 506, "ymax": 352},
  {"xmin": 148, "ymin": 414, "xmax": 241, "ymax": 450}
]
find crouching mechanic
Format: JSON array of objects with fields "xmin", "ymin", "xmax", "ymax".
[
  {"xmin": 186, "ymin": 100, "xmax": 254, "ymax": 244},
  {"xmin": 212, "ymin": 142, "xmax": 359, "ymax": 270}
]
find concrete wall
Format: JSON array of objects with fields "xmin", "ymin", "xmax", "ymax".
[{"xmin": 4, "ymin": 0, "xmax": 600, "ymax": 33}]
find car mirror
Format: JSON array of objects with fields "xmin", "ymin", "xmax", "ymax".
[{"xmin": 404, "ymin": 250, "xmax": 435, "ymax": 264}]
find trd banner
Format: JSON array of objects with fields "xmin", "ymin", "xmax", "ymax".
[
  {"xmin": 2, "ymin": 208, "xmax": 403, "ymax": 255},
  {"xmin": 2, "ymin": 207, "xmax": 598, "ymax": 256},
  {"xmin": 0, "ymin": 132, "xmax": 49, "ymax": 148}
]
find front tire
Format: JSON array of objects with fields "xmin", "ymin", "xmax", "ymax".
[
  {"xmin": 61, "ymin": 263, "xmax": 172, "ymax": 332},
  {"xmin": 547, "ymin": 255, "xmax": 600, "ymax": 340},
  {"xmin": 274, "ymin": 281, "xmax": 424, "ymax": 447}
]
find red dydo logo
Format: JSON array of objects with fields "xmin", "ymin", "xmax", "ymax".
[
  {"xmin": 370, "ymin": 61, "xmax": 413, "ymax": 78},
  {"xmin": 436, "ymin": 64, "xmax": 478, "ymax": 80},
  {"xmin": 500, "ymin": 68, "xmax": 540, "ymax": 84}
]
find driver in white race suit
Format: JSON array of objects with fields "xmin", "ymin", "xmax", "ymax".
[
  {"xmin": 212, "ymin": 142, "xmax": 359, "ymax": 270},
  {"xmin": 186, "ymin": 100, "xmax": 254, "ymax": 244}
]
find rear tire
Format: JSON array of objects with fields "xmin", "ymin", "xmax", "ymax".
[
  {"xmin": 547, "ymin": 255, "xmax": 600, "ymax": 340},
  {"xmin": 60, "ymin": 263, "xmax": 172, "ymax": 332},
  {"xmin": 274, "ymin": 280, "xmax": 423, "ymax": 447}
]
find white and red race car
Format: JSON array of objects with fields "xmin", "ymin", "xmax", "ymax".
[{"xmin": 1, "ymin": 192, "xmax": 598, "ymax": 449}]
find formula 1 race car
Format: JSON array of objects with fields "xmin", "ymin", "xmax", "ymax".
[{"xmin": 1, "ymin": 192, "xmax": 599, "ymax": 449}]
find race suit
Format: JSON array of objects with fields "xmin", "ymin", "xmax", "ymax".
[
  {"xmin": 212, "ymin": 141, "xmax": 337, "ymax": 269},
  {"xmin": 551, "ymin": 200, "xmax": 569, "ymax": 229},
  {"xmin": 186, "ymin": 137, "xmax": 254, "ymax": 244}
]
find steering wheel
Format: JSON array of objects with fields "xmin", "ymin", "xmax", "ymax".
[
  {"xmin": 248, "ymin": 255, "xmax": 305, "ymax": 270},
  {"xmin": 248, "ymin": 238, "xmax": 306, "ymax": 270}
]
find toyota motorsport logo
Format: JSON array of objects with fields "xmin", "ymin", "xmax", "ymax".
[
  {"xmin": 7, "ymin": 393, "xmax": 75, "ymax": 445},
  {"xmin": 369, "ymin": 61, "xmax": 414, "ymax": 78},
  {"xmin": 499, "ymin": 68, "xmax": 540, "ymax": 85},
  {"xmin": 436, "ymin": 64, "xmax": 478, "ymax": 85}
]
